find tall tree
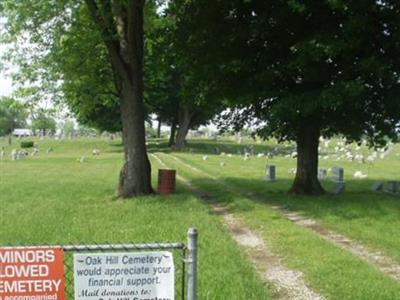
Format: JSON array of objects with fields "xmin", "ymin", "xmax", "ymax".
[
  {"xmin": 31, "ymin": 108, "xmax": 57, "ymax": 136},
  {"xmin": 148, "ymin": 2, "xmax": 226, "ymax": 150},
  {"xmin": 0, "ymin": 97, "xmax": 27, "ymax": 136},
  {"xmin": 176, "ymin": 0, "xmax": 400, "ymax": 194},
  {"xmin": 1, "ymin": 0, "xmax": 154, "ymax": 197},
  {"xmin": 82, "ymin": 0, "xmax": 153, "ymax": 197}
]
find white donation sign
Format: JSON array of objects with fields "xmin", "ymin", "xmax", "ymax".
[{"xmin": 74, "ymin": 252, "xmax": 174, "ymax": 300}]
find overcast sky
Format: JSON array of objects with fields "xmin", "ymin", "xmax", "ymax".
[{"xmin": 0, "ymin": 69, "xmax": 13, "ymax": 97}]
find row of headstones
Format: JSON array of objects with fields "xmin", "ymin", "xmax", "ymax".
[
  {"xmin": 266, "ymin": 165, "xmax": 400, "ymax": 196},
  {"xmin": 372, "ymin": 181, "xmax": 400, "ymax": 195},
  {"xmin": 0, "ymin": 147, "xmax": 54, "ymax": 160},
  {"xmin": 265, "ymin": 165, "xmax": 344, "ymax": 182},
  {"xmin": 265, "ymin": 165, "xmax": 345, "ymax": 194}
]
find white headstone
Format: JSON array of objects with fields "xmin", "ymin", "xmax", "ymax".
[{"xmin": 331, "ymin": 167, "xmax": 344, "ymax": 182}]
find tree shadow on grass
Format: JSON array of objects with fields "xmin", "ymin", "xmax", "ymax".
[
  {"xmin": 188, "ymin": 175, "xmax": 400, "ymax": 223},
  {"xmin": 103, "ymin": 141, "xmax": 124, "ymax": 154},
  {"xmin": 146, "ymin": 139, "xmax": 294, "ymax": 156},
  {"xmin": 107, "ymin": 138, "xmax": 293, "ymax": 156},
  {"xmin": 246, "ymin": 177, "xmax": 400, "ymax": 219}
]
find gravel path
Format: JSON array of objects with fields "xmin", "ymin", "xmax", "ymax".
[
  {"xmin": 152, "ymin": 153, "xmax": 326, "ymax": 299},
  {"xmin": 165, "ymin": 153, "xmax": 400, "ymax": 282}
]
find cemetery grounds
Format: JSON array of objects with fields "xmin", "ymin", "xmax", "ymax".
[{"xmin": 1, "ymin": 136, "xmax": 400, "ymax": 299}]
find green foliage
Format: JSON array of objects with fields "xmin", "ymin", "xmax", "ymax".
[
  {"xmin": 0, "ymin": 97, "xmax": 28, "ymax": 136},
  {"xmin": 1, "ymin": 1, "xmax": 223, "ymax": 135},
  {"xmin": 176, "ymin": 1, "xmax": 400, "ymax": 146},
  {"xmin": 145, "ymin": 2, "xmax": 226, "ymax": 131},
  {"xmin": 59, "ymin": 120, "xmax": 76, "ymax": 136},
  {"xmin": 51, "ymin": 5, "xmax": 122, "ymax": 132},
  {"xmin": 20, "ymin": 141, "xmax": 34, "ymax": 148},
  {"xmin": 77, "ymin": 125, "xmax": 98, "ymax": 137},
  {"xmin": 0, "ymin": 1, "xmax": 123, "ymax": 132},
  {"xmin": 31, "ymin": 109, "xmax": 57, "ymax": 134}
]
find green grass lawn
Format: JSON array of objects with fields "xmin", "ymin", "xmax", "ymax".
[
  {"xmin": 0, "ymin": 137, "xmax": 270, "ymax": 299},
  {"xmin": 2, "ymin": 136, "xmax": 400, "ymax": 299},
  {"xmin": 162, "ymin": 139, "xmax": 400, "ymax": 263},
  {"xmin": 156, "ymin": 151, "xmax": 400, "ymax": 300}
]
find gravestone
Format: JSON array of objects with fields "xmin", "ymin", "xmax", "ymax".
[
  {"xmin": 371, "ymin": 182, "xmax": 384, "ymax": 192},
  {"xmin": 332, "ymin": 182, "xmax": 345, "ymax": 195},
  {"xmin": 318, "ymin": 168, "xmax": 327, "ymax": 180},
  {"xmin": 11, "ymin": 149, "xmax": 17, "ymax": 161},
  {"xmin": 265, "ymin": 165, "xmax": 276, "ymax": 181},
  {"xmin": 385, "ymin": 181, "xmax": 400, "ymax": 193},
  {"xmin": 31, "ymin": 148, "xmax": 39, "ymax": 156},
  {"xmin": 331, "ymin": 167, "xmax": 344, "ymax": 182}
]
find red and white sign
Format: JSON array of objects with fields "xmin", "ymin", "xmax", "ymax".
[{"xmin": 0, "ymin": 247, "xmax": 66, "ymax": 300}]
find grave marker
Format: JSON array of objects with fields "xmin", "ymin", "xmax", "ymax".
[
  {"xmin": 386, "ymin": 181, "xmax": 400, "ymax": 194},
  {"xmin": 332, "ymin": 182, "xmax": 345, "ymax": 195},
  {"xmin": 331, "ymin": 167, "xmax": 344, "ymax": 182},
  {"xmin": 265, "ymin": 165, "xmax": 276, "ymax": 181},
  {"xmin": 371, "ymin": 182, "xmax": 384, "ymax": 192},
  {"xmin": 318, "ymin": 168, "xmax": 327, "ymax": 180}
]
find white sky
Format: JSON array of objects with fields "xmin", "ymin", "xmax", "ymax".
[{"xmin": 0, "ymin": 70, "xmax": 13, "ymax": 97}]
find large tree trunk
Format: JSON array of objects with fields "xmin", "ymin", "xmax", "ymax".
[
  {"xmin": 117, "ymin": 2, "xmax": 152, "ymax": 197},
  {"xmin": 168, "ymin": 119, "xmax": 177, "ymax": 147},
  {"xmin": 118, "ymin": 83, "xmax": 152, "ymax": 197},
  {"xmin": 85, "ymin": 0, "xmax": 153, "ymax": 197},
  {"xmin": 289, "ymin": 124, "xmax": 325, "ymax": 195},
  {"xmin": 175, "ymin": 106, "xmax": 193, "ymax": 150}
]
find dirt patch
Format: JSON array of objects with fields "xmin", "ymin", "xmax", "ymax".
[
  {"xmin": 154, "ymin": 154, "xmax": 326, "ymax": 299},
  {"xmin": 211, "ymin": 204, "xmax": 325, "ymax": 300}
]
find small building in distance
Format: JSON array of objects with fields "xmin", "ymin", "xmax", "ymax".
[{"xmin": 12, "ymin": 128, "xmax": 33, "ymax": 137}]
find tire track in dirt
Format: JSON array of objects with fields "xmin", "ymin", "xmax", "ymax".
[
  {"xmin": 152, "ymin": 153, "xmax": 326, "ymax": 300},
  {"xmin": 164, "ymin": 153, "xmax": 400, "ymax": 282}
]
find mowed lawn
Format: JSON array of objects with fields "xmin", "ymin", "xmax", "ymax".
[
  {"xmin": 2, "ymin": 136, "xmax": 400, "ymax": 299},
  {"xmin": 0, "ymin": 137, "xmax": 269, "ymax": 299},
  {"xmin": 150, "ymin": 138, "xmax": 400, "ymax": 299},
  {"xmin": 163, "ymin": 138, "xmax": 400, "ymax": 263}
]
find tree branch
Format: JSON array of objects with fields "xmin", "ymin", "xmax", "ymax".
[{"xmin": 84, "ymin": 0, "xmax": 131, "ymax": 85}]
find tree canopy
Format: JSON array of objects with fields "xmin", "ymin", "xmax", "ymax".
[
  {"xmin": 3, "ymin": 0, "xmax": 400, "ymax": 196},
  {"xmin": 1, "ymin": 0, "xmax": 156, "ymax": 196},
  {"xmin": 0, "ymin": 97, "xmax": 27, "ymax": 136},
  {"xmin": 31, "ymin": 108, "xmax": 57, "ymax": 135},
  {"xmin": 175, "ymin": 0, "xmax": 400, "ymax": 194}
]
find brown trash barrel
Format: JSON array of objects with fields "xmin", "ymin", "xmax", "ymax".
[{"xmin": 158, "ymin": 169, "xmax": 176, "ymax": 195}]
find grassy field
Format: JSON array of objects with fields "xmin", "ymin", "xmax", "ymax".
[
  {"xmin": 160, "ymin": 139, "xmax": 400, "ymax": 263},
  {"xmin": 1, "ymin": 136, "xmax": 400, "ymax": 299},
  {"xmin": 0, "ymin": 137, "xmax": 270, "ymax": 299}
]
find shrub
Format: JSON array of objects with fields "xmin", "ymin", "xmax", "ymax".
[{"xmin": 20, "ymin": 141, "xmax": 34, "ymax": 148}]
